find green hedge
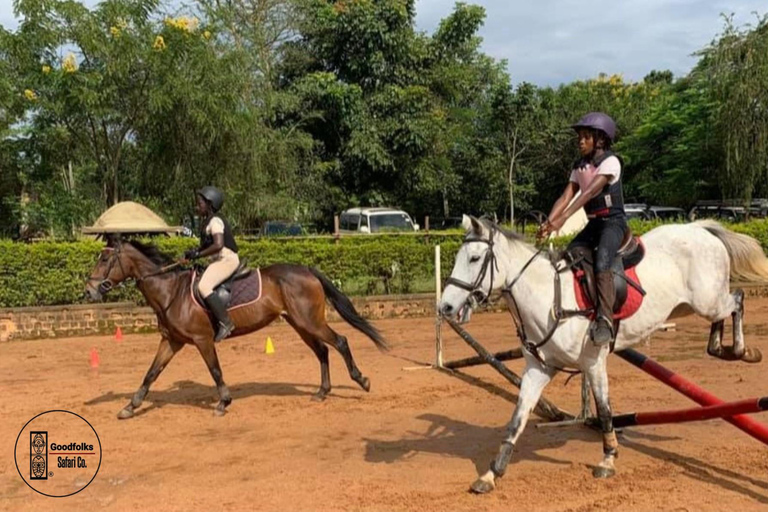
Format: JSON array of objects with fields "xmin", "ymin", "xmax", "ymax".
[
  {"xmin": 3, "ymin": 219, "xmax": 768, "ymax": 308},
  {"xmin": 0, "ymin": 234, "xmax": 464, "ymax": 307}
]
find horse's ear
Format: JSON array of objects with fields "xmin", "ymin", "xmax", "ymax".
[
  {"xmin": 461, "ymin": 214, "xmax": 473, "ymax": 231},
  {"xmin": 469, "ymin": 215, "xmax": 483, "ymax": 234}
]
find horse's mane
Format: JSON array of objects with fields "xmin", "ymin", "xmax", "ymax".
[
  {"xmin": 127, "ymin": 240, "xmax": 175, "ymax": 266},
  {"xmin": 477, "ymin": 217, "xmax": 533, "ymax": 247}
]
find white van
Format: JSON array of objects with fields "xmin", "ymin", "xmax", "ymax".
[{"xmin": 339, "ymin": 207, "xmax": 419, "ymax": 234}]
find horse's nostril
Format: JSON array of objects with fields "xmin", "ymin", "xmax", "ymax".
[{"xmin": 441, "ymin": 303, "xmax": 454, "ymax": 316}]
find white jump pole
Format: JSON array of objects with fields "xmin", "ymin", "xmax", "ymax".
[
  {"xmin": 402, "ymin": 244, "xmax": 444, "ymax": 371},
  {"xmin": 435, "ymin": 244, "xmax": 444, "ymax": 368}
]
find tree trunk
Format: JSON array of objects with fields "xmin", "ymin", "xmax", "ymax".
[
  {"xmin": 508, "ymin": 128, "xmax": 519, "ymax": 224},
  {"xmin": 509, "ymin": 155, "xmax": 515, "ymax": 224}
]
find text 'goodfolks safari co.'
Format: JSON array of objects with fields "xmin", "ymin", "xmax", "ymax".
[{"xmin": 49, "ymin": 441, "xmax": 96, "ymax": 469}]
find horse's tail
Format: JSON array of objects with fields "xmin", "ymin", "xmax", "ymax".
[
  {"xmin": 308, "ymin": 267, "xmax": 390, "ymax": 351},
  {"xmin": 697, "ymin": 219, "xmax": 768, "ymax": 282}
]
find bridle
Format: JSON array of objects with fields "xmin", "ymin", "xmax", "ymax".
[
  {"xmin": 87, "ymin": 243, "xmax": 181, "ymax": 296},
  {"xmin": 443, "ymin": 226, "xmax": 589, "ymax": 374},
  {"xmin": 86, "ymin": 246, "xmax": 125, "ymax": 295},
  {"xmin": 443, "ymin": 228, "xmax": 501, "ymax": 307}
]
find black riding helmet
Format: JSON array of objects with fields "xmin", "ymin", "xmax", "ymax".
[{"xmin": 197, "ymin": 186, "xmax": 224, "ymax": 212}]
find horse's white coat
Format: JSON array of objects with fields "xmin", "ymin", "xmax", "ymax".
[{"xmin": 440, "ymin": 215, "xmax": 768, "ymax": 492}]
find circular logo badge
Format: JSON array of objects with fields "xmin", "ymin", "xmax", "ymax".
[{"xmin": 14, "ymin": 410, "xmax": 102, "ymax": 497}]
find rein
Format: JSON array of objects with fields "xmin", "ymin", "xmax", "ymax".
[
  {"xmin": 88, "ymin": 245, "xmax": 183, "ymax": 303},
  {"xmin": 137, "ymin": 261, "xmax": 182, "ymax": 281}
]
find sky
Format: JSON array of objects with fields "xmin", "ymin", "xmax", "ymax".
[{"xmin": 1, "ymin": 0, "xmax": 766, "ymax": 86}]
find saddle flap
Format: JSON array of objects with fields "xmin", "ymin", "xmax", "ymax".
[
  {"xmin": 232, "ymin": 260, "xmax": 252, "ymax": 281},
  {"xmin": 568, "ymin": 248, "xmax": 630, "ymax": 315},
  {"xmin": 193, "ymin": 267, "xmax": 262, "ymax": 313},
  {"xmin": 219, "ymin": 259, "xmax": 251, "ymax": 289}
]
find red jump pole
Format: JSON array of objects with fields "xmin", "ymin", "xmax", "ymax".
[
  {"xmin": 616, "ymin": 348, "xmax": 768, "ymax": 445},
  {"xmin": 611, "ymin": 397, "xmax": 768, "ymax": 428}
]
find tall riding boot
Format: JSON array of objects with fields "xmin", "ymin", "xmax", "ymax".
[
  {"xmin": 204, "ymin": 293, "xmax": 235, "ymax": 342},
  {"xmin": 592, "ymin": 271, "xmax": 616, "ymax": 345}
]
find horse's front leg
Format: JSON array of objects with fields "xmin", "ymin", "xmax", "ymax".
[
  {"xmin": 585, "ymin": 355, "xmax": 618, "ymax": 478},
  {"xmin": 118, "ymin": 336, "xmax": 184, "ymax": 419},
  {"xmin": 470, "ymin": 361, "xmax": 555, "ymax": 494},
  {"xmin": 194, "ymin": 337, "xmax": 232, "ymax": 416}
]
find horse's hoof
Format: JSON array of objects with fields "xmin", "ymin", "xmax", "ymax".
[
  {"xmin": 592, "ymin": 465, "xmax": 616, "ymax": 479},
  {"xmin": 710, "ymin": 346, "xmax": 739, "ymax": 361},
  {"xmin": 311, "ymin": 392, "xmax": 328, "ymax": 402},
  {"xmin": 117, "ymin": 408, "xmax": 134, "ymax": 420},
  {"xmin": 742, "ymin": 347, "xmax": 762, "ymax": 363},
  {"xmin": 214, "ymin": 407, "xmax": 227, "ymax": 417},
  {"xmin": 469, "ymin": 478, "xmax": 495, "ymax": 494},
  {"xmin": 359, "ymin": 377, "xmax": 371, "ymax": 392}
]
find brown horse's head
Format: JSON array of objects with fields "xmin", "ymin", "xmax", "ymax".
[{"xmin": 85, "ymin": 236, "xmax": 139, "ymax": 301}]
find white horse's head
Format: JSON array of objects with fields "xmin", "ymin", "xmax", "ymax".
[{"xmin": 439, "ymin": 215, "xmax": 509, "ymax": 319}]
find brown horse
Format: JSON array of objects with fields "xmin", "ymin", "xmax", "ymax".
[{"xmin": 84, "ymin": 237, "xmax": 388, "ymax": 418}]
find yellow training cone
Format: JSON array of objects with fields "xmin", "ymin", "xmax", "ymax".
[{"xmin": 265, "ymin": 336, "xmax": 275, "ymax": 354}]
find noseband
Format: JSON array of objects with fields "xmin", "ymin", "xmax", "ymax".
[{"xmin": 86, "ymin": 247, "xmax": 126, "ymax": 295}]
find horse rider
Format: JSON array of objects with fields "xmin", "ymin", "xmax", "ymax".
[
  {"xmin": 182, "ymin": 186, "xmax": 240, "ymax": 342},
  {"xmin": 537, "ymin": 112, "xmax": 628, "ymax": 345}
]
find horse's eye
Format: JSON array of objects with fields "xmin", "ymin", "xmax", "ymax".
[{"xmin": 470, "ymin": 255, "xmax": 481, "ymax": 263}]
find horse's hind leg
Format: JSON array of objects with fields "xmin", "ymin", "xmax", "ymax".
[
  {"xmin": 284, "ymin": 317, "xmax": 331, "ymax": 401},
  {"xmin": 118, "ymin": 336, "xmax": 184, "ymax": 419},
  {"xmin": 703, "ymin": 289, "xmax": 761, "ymax": 363},
  {"xmin": 732, "ymin": 289, "xmax": 762, "ymax": 363},
  {"xmin": 323, "ymin": 326, "xmax": 370, "ymax": 392},
  {"xmin": 470, "ymin": 362, "xmax": 555, "ymax": 494},
  {"xmin": 706, "ymin": 320, "xmax": 725, "ymax": 359}
]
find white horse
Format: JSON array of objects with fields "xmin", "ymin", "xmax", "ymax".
[{"xmin": 439, "ymin": 215, "xmax": 768, "ymax": 494}]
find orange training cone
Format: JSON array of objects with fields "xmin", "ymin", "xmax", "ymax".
[
  {"xmin": 90, "ymin": 347, "xmax": 100, "ymax": 369},
  {"xmin": 114, "ymin": 326, "xmax": 123, "ymax": 342}
]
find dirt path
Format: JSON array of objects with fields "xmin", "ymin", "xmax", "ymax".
[{"xmin": 2, "ymin": 299, "xmax": 768, "ymax": 511}]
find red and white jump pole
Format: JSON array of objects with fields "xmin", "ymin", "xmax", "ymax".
[
  {"xmin": 608, "ymin": 397, "xmax": 768, "ymax": 428},
  {"xmin": 616, "ymin": 348, "xmax": 768, "ymax": 445}
]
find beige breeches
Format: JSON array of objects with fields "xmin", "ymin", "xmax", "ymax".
[{"xmin": 199, "ymin": 254, "xmax": 240, "ymax": 298}]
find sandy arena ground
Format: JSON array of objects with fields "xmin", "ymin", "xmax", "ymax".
[{"xmin": 2, "ymin": 298, "xmax": 768, "ymax": 511}]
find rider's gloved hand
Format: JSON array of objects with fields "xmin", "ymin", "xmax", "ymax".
[{"xmin": 183, "ymin": 248, "xmax": 200, "ymax": 261}]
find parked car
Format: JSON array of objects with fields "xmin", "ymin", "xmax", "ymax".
[
  {"xmin": 262, "ymin": 220, "xmax": 304, "ymax": 236},
  {"xmin": 648, "ymin": 206, "xmax": 687, "ymax": 221},
  {"xmin": 625, "ymin": 203, "xmax": 651, "ymax": 220},
  {"xmin": 339, "ymin": 207, "xmax": 419, "ymax": 234},
  {"xmin": 689, "ymin": 199, "xmax": 768, "ymax": 222},
  {"xmin": 689, "ymin": 203, "xmax": 744, "ymax": 222}
]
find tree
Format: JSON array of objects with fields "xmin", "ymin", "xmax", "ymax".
[
  {"xmin": 700, "ymin": 15, "xmax": 768, "ymax": 204},
  {"xmin": 618, "ymin": 76, "xmax": 719, "ymax": 206}
]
